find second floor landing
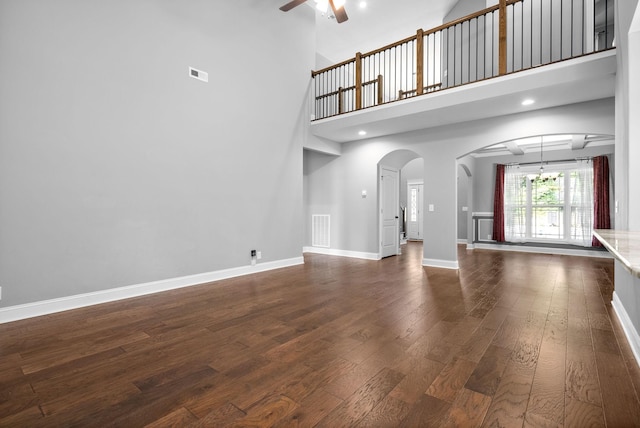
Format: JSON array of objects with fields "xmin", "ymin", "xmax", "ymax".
[{"xmin": 309, "ymin": 49, "xmax": 615, "ymax": 144}]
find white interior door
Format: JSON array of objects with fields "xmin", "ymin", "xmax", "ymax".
[
  {"xmin": 407, "ymin": 182, "xmax": 424, "ymax": 240},
  {"xmin": 380, "ymin": 166, "xmax": 399, "ymax": 258}
]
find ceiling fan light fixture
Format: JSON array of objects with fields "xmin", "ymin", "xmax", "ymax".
[
  {"xmin": 315, "ymin": 0, "xmax": 328, "ymax": 12},
  {"xmin": 333, "ymin": 0, "xmax": 346, "ymax": 8}
]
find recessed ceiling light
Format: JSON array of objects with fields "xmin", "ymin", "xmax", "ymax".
[
  {"xmin": 358, "ymin": 130, "xmax": 367, "ymax": 136},
  {"xmin": 522, "ymin": 99, "xmax": 535, "ymax": 106},
  {"xmin": 359, "ymin": 1, "xmax": 367, "ymax": 8}
]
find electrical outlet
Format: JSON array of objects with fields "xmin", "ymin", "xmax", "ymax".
[
  {"xmin": 257, "ymin": 251, "xmax": 262, "ymax": 260},
  {"xmin": 0, "ymin": 286, "xmax": 2, "ymax": 300},
  {"xmin": 250, "ymin": 249, "xmax": 256, "ymax": 257}
]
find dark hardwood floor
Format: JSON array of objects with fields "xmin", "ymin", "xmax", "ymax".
[{"xmin": 2, "ymin": 242, "xmax": 640, "ymax": 427}]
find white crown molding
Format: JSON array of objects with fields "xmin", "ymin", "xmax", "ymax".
[{"xmin": 0, "ymin": 257, "xmax": 304, "ymax": 324}]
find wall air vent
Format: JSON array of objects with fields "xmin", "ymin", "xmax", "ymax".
[
  {"xmin": 189, "ymin": 66, "xmax": 208, "ymax": 83},
  {"xmin": 312, "ymin": 215, "xmax": 330, "ymax": 248}
]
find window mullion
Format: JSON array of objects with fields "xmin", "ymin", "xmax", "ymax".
[
  {"xmin": 564, "ymin": 173, "xmax": 571, "ymax": 241},
  {"xmin": 526, "ymin": 179, "xmax": 532, "ymax": 238}
]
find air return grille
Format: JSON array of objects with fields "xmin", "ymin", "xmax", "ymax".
[{"xmin": 312, "ymin": 215, "xmax": 330, "ymax": 248}]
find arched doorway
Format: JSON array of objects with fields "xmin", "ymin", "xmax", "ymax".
[{"xmin": 377, "ymin": 149, "xmax": 422, "ymax": 259}]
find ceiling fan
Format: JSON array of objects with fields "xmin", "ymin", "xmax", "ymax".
[{"xmin": 280, "ymin": 0, "xmax": 349, "ymax": 23}]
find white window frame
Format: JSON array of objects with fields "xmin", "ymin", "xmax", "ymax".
[{"xmin": 505, "ymin": 162, "xmax": 593, "ymax": 246}]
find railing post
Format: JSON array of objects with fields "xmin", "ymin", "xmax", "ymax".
[
  {"xmin": 498, "ymin": 0, "xmax": 507, "ymax": 75},
  {"xmin": 416, "ymin": 29, "xmax": 424, "ymax": 95},
  {"xmin": 355, "ymin": 52, "xmax": 362, "ymax": 110},
  {"xmin": 338, "ymin": 87, "xmax": 343, "ymax": 114},
  {"xmin": 377, "ymin": 75, "xmax": 383, "ymax": 105}
]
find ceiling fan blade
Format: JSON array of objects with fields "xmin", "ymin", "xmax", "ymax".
[
  {"xmin": 279, "ymin": 0, "xmax": 308, "ymax": 12},
  {"xmin": 328, "ymin": 0, "xmax": 348, "ymax": 23}
]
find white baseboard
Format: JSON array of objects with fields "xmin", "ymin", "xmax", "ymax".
[
  {"xmin": 466, "ymin": 244, "xmax": 476, "ymax": 250},
  {"xmin": 303, "ymin": 246, "xmax": 381, "ymax": 261},
  {"xmin": 0, "ymin": 257, "xmax": 304, "ymax": 324},
  {"xmin": 422, "ymin": 258, "xmax": 460, "ymax": 270},
  {"xmin": 457, "ymin": 239, "xmax": 467, "ymax": 244},
  {"xmin": 473, "ymin": 243, "xmax": 613, "ymax": 259},
  {"xmin": 612, "ymin": 291, "xmax": 640, "ymax": 368}
]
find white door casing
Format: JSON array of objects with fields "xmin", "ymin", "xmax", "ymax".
[{"xmin": 380, "ymin": 165, "xmax": 400, "ymax": 258}]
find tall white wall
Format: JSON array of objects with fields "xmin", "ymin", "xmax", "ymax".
[
  {"xmin": 0, "ymin": 1, "xmax": 315, "ymax": 308},
  {"xmin": 628, "ymin": 2, "xmax": 640, "ymax": 230}
]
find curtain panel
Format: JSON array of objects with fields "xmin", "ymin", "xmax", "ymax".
[
  {"xmin": 504, "ymin": 165, "xmax": 526, "ymax": 242},
  {"xmin": 492, "ymin": 164, "xmax": 505, "ymax": 242},
  {"xmin": 592, "ymin": 155, "xmax": 611, "ymax": 246},
  {"xmin": 572, "ymin": 159, "xmax": 594, "ymax": 247}
]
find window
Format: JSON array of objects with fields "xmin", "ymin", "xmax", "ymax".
[
  {"xmin": 504, "ymin": 161, "xmax": 593, "ymax": 246},
  {"xmin": 410, "ymin": 188, "xmax": 418, "ymax": 222}
]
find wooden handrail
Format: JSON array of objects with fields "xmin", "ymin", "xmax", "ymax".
[
  {"xmin": 312, "ymin": 57, "xmax": 356, "ymax": 77},
  {"xmin": 310, "ymin": 0, "xmax": 611, "ymax": 121},
  {"xmin": 312, "ymin": 0, "xmax": 523, "ymax": 76},
  {"xmin": 360, "ymin": 34, "xmax": 418, "ymax": 59},
  {"xmin": 423, "ymin": 0, "xmax": 520, "ymax": 36},
  {"xmin": 314, "ymin": 77, "xmax": 380, "ymax": 101}
]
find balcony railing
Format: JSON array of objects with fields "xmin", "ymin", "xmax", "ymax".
[{"xmin": 311, "ymin": 0, "xmax": 615, "ymax": 120}]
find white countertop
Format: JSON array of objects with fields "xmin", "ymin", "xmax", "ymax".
[{"xmin": 593, "ymin": 229, "xmax": 640, "ymax": 278}]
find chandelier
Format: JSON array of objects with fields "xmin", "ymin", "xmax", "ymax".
[{"xmin": 527, "ymin": 139, "xmax": 559, "ymax": 183}]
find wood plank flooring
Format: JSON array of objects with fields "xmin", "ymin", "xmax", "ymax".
[{"xmin": 1, "ymin": 243, "xmax": 640, "ymax": 427}]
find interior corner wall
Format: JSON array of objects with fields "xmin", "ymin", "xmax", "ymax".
[
  {"xmin": 303, "ymin": 149, "xmax": 342, "ymax": 247},
  {"xmin": 457, "ymin": 165, "xmax": 469, "ymax": 240},
  {"xmin": 627, "ymin": 1, "xmax": 640, "ymax": 230},
  {"xmin": 614, "ymin": 0, "xmax": 638, "ymax": 230},
  {"xmin": 444, "ymin": 0, "xmax": 487, "ymax": 23},
  {"xmin": 0, "ymin": 1, "xmax": 314, "ymax": 308}
]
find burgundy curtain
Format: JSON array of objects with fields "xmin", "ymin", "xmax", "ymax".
[
  {"xmin": 592, "ymin": 155, "xmax": 611, "ymax": 247},
  {"xmin": 492, "ymin": 164, "xmax": 505, "ymax": 242}
]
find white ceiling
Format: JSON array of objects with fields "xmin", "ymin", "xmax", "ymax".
[{"xmin": 312, "ymin": 0, "xmax": 461, "ymax": 63}]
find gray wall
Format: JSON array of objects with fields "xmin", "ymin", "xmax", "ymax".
[
  {"xmin": 457, "ymin": 164, "xmax": 469, "ymax": 240},
  {"xmin": 623, "ymin": 0, "xmax": 640, "ymax": 230},
  {"xmin": 0, "ymin": 1, "xmax": 315, "ymax": 307},
  {"xmin": 444, "ymin": 0, "xmax": 486, "ymax": 22},
  {"xmin": 304, "ymin": 99, "xmax": 615, "ymax": 265}
]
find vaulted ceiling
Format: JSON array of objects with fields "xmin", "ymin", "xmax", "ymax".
[{"xmin": 312, "ymin": 0, "xmax": 461, "ymax": 63}]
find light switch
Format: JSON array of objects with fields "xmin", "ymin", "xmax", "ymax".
[
  {"xmin": 361, "ymin": 190, "xmax": 367, "ymax": 198},
  {"xmin": 428, "ymin": 204, "xmax": 435, "ymax": 212}
]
